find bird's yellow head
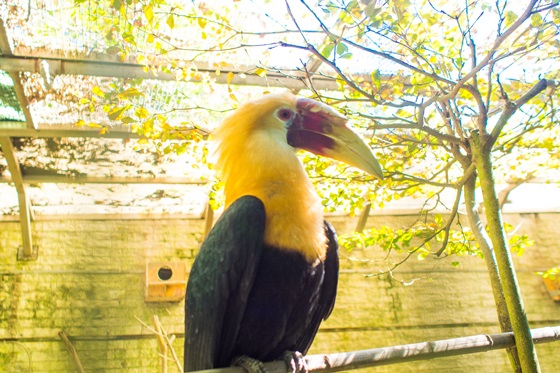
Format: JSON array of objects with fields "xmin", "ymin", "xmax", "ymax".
[
  {"xmin": 212, "ymin": 92, "xmax": 382, "ymax": 260},
  {"xmin": 213, "ymin": 92, "xmax": 383, "ymax": 189}
]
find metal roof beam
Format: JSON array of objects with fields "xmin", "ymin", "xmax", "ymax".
[
  {"xmin": 0, "ymin": 212, "xmax": 204, "ymax": 222},
  {"xmin": 0, "ymin": 174, "xmax": 207, "ymax": 185},
  {"xmin": 0, "ymin": 55, "xmax": 343, "ymax": 91},
  {"xmin": 0, "ymin": 126, "xmax": 139, "ymax": 139},
  {"xmin": 0, "ymin": 137, "xmax": 37, "ymax": 260}
]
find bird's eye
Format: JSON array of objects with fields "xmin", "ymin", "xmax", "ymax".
[{"xmin": 276, "ymin": 108, "xmax": 294, "ymax": 123}]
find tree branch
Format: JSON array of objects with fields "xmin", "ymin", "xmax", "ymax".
[
  {"xmin": 450, "ymin": 0, "xmax": 540, "ymax": 96},
  {"xmin": 486, "ymin": 78, "xmax": 549, "ymax": 151},
  {"xmin": 435, "ymin": 185, "xmax": 463, "ymax": 256},
  {"xmin": 370, "ymin": 122, "xmax": 462, "ymax": 144},
  {"xmin": 463, "ymin": 172, "xmax": 522, "ymax": 371},
  {"xmin": 59, "ymin": 330, "xmax": 86, "ymax": 373}
]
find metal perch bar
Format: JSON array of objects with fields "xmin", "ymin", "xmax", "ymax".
[{"xmin": 191, "ymin": 326, "xmax": 560, "ymax": 373}]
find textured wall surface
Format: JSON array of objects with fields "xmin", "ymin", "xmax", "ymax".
[{"xmin": 0, "ymin": 213, "xmax": 559, "ymax": 372}]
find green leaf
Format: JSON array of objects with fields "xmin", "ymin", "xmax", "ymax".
[
  {"xmin": 321, "ymin": 44, "xmax": 334, "ymax": 59},
  {"xmin": 346, "ymin": 0, "xmax": 358, "ymax": 11},
  {"xmin": 336, "ymin": 42, "xmax": 348, "ymax": 56},
  {"xmin": 108, "ymin": 106, "xmax": 127, "ymax": 121},
  {"xmin": 120, "ymin": 116, "xmax": 136, "ymax": 124},
  {"xmin": 122, "ymin": 32, "xmax": 136, "ymax": 46},
  {"xmin": 365, "ymin": 3, "xmax": 380, "ymax": 19},
  {"xmin": 118, "ymin": 87, "xmax": 144, "ymax": 99},
  {"xmin": 553, "ymin": 8, "xmax": 560, "ymax": 22},
  {"xmin": 530, "ymin": 14, "xmax": 542, "ymax": 27},
  {"xmin": 504, "ymin": 11, "xmax": 518, "ymax": 28},
  {"xmin": 106, "ymin": 46, "xmax": 121, "ymax": 55},
  {"xmin": 112, "ymin": 0, "xmax": 123, "ymax": 11},
  {"xmin": 371, "ymin": 70, "xmax": 381, "ymax": 90}
]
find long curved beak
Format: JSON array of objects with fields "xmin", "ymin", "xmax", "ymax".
[{"xmin": 287, "ymin": 98, "xmax": 384, "ymax": 180}]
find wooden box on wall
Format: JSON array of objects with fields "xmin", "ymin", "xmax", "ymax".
[{"xmin": 145, "ymin": 262, "xmax": 187, "ymax": 302}]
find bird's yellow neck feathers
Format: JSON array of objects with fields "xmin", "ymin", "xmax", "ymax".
[{"xmin": 213, "ymin": 94, "xmax": 327, "ymax": 262}]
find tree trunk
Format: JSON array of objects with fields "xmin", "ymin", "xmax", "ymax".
[
  {"xmin": 463, "ymin": 173, "xmax": 521, "ymax": 372},
  {"xmin": 471, "ymin": 132, "xmax": 540, "ymax": 372}
]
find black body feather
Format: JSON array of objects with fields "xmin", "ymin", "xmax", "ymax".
[{"xmin": 183, "ymin": 195, "xmax": 339, "ymax": 372}]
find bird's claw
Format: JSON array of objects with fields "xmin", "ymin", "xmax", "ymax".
[
  {"xmin": 233, "ymin": 355, "xmax": 268, "ymax": 373},
  {"xmin": 281, "ymin": 351, "xmax": 308, "ymax": 373}
]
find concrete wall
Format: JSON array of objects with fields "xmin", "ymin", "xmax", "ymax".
[{"xmin": 0, "ymin": 213, "xmax": 559, "ymax": 372}]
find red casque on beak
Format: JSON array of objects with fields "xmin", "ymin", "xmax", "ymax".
[{"xmin": 287, "ymin": 98, "xmax": 384, "ymax": 179}]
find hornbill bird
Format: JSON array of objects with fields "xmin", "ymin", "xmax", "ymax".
[{"xmin": 184, "ymin": 92, "xmax": 383, "ymax": 372}]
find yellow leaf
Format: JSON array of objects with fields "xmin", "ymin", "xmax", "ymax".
[
  {"xmin": 166, "ymin": 14, "xmax": 175, "ymax": 29},
  {"xmin": 229, "ymin": 93, "xmax": 238, "ymax": 102},
  {"xmin": 255, "ymin": 68, "xmax": 266, "ymax": 77},
  {"xmin": 136, "ymin": 107, "xmax": 149, "ymax": 119},
  {"xmin": 198, "ymin": 17, "xmax": 207, "ymax": 29},
  {"xmin": 143, "ymin": 5, "xmax": 154, "ymax": 25},
  {"xmin": 227, "ymin": 71, "xmax": 235, "ymax": 85},
  {"xmin": 92, "ymin": 86, "xmax": 105, "ymax": 98}
]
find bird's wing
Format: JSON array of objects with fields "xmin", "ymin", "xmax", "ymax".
[
  {"xmin": 320, "ymin": 220, "xmax": 339, "ymax": 319},
  {"xmin": 295, "ymin": 220, "xmax": 339, "ymax": 354},
  {"xmin": 184, "ymin": 195, "xmax": 266, "ymax": 371}
]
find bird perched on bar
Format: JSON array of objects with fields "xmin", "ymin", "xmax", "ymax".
[{"xmin": 184, "ymin": 92, "xmax": 383, "ymax": 373}]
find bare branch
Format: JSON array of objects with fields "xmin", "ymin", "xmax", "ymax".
[
  {"xmin": 391, "ymin": 172, "xmax": 455, "ymax": 189},
  {"xmin": 435, "ymin": 185, "xmax": 463, "ymax": 256},
  {"xmin": 532, "ymin": 1, "xmax": 560, "ymax": 13},
  {"xmin": 486, "ymin": 78, "xmax": 550, "ymax": 150},
  {"xmin": 497, "ymin": 177, "xmax": 534, "ymax": 210},
  {"xmin": 433, "ymin": 0, "xmax": 541, "ymax": 104},
  {"xmin": 370, "ymin": 122, "xmax": 463, "ymax": 144},
  {"xmin": 59, "ymin": 331, "xmax": 86, "ymax": 373}
]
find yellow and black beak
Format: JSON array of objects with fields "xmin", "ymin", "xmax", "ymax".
[{"xmin": 287, "ymin": 98, "xmax": 384, "ymax": 179}]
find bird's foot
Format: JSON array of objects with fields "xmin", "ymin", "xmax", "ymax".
[
  {"xmin": 233, "ymin": 355, "xmax": 268, "ymax": 373},
  {"xmin": 281, "ymin": 351, "xmax": 308, "ymax": 373}
]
